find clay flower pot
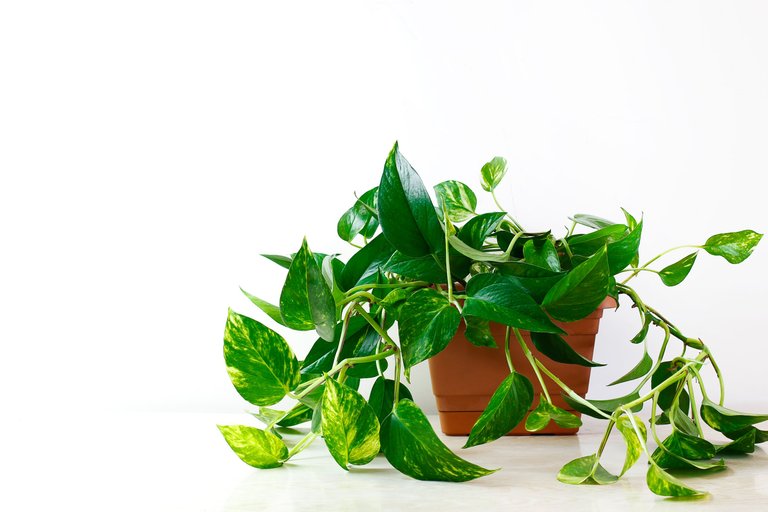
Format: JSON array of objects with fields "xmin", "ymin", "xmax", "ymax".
[{"xmin": 428, "ymin": 298, "xmax": 616, "ymax": 436}]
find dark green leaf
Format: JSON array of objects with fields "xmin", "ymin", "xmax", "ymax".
[
  {"xmin": 572, "ymin": 214, "xmax": 616, "ymax": 230},
  {"xmin": 464, "ymin": 273, "xmax": 564, "ymax": 334},
  {"xmin": 724, "ymin": 426, "xmax": 768, "ymax": 444},
  {"xmin": 492, "ymin": 261, "xmax": 565, "ymax": 302},
  {"xmin": 368, "ymin": 377, "xmax": 413, "ymax": 424},
  {"xmin": 608, "ymin": 349, "xmax": 653, "ymax": 386},
  {"xmin": 464, "ymin": 372, "xmax": 533, "ymax": 448},
  {"xmin": 337, "ymin": 187, "xmax": 379, "ymax": 242},
  {"xmin": 321, "ymin": 377, "xmax": 380, "ymax": 469},
  {"xmin": 300, "ymin": 317, "xmax": 385, "ymax": 378},
  {"xmin": 646, "ymin": 464, "xmax": 706, "ymax": 498},
  {"xmin": 434, "ymin": 180, "xmax": 477, "ymax": 222},
  {"xmin": 378, "ymin": 287, "xmax": 414, "ymax": 319},
  {"xmin": 224, "ymin": 309, "xmax": 300, "ymax": 406},
  {"xmin": 261, "ymin": 253, "xmax": 293, "ymax": 270},
  {"xmin": 562, "ymin": 391, "xmax": 642, "ymax": 419},
  {"xmin": 630, "ymin": 314, "xmax": 651, "ymax": 344},
  {"xmin": 217, "ymin": 424, "xmax": 288, "ymax": 469},
  {"xmin": 382, "ymin": 399, "xmax": 496, "ymax": 481},
  {"xmin": 240, "ymin": 288, "xmax": 287, "ymax": 327},
  {"xmin": 382, "ymin": 251, "xmax": 447, "ymax": 283},
  {"xmin": 567, "ymin": 224, "xmax": 628, "ymax": 257},
  {"xmin": 458, "ymin": 212, "xmax": 507, "ymax": 249},
  {"xmin": 378, "ymin": 142, "xmax": 444, "ymax": 257},
  {"xmin": 339, "ymin": 233, "xmax": 396, "ymax": 291},
  {"xmin": 703, "ymin": 230, "xmax": 762, "ymax": 264},
  {"xmin": 464, "ymin": 316, "xmax": 497, "ymax": 348},
  {"xmin": 615, "ymin": 414, "xmax": 647, "ymax": 476},
  {"xmin": 398, "ymin": 288, "xmax": 461, "ymax": 370},
  {"xmin": 652, "ymin": 362, "xmax": 690, "ymax": 414},
  {"xmin": 717, "ymin": 429, "xmax": 756, "ymax": 454},
  {"xmin": 557, "ymin": 454, "xmax": 618, "ymax": 485},
  {"xmin": 651, "ymin": 430, "xmax": 721, "ymax": 470},
  {"xmin": 480, "ymin": 156, "xmax": 507, "ymax": 192},
  {"xmin": 700, "ymin": 399, "xmax": 768, "ymax": 432},
  {"xmin": 523, "ymin": 238, "xmax": 561, "ymax": 272},
  {"xmin": 542, "ymin": 246, "xmax": 610, "ymax": 322},
  {"xmin": 530, "ymin": 332, "xmax": 605, "ymax": 367},
  {"xmin": 448, "ymin": 235, "xmax": 515, "ymax": 263},
  {"xmin": 279, "ymin": 238, "xmax": 337, "ymax": 340},
  {"xmin": 659, "ymin": 252, "xmax": 698, "ymax": 286},
  {"xmin": 606, "ymin": 219, "xmax": 643, "ymax": 274}
]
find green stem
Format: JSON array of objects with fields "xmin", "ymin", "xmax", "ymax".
[
  {"xmin": 621, "ymin": 245, "xmax": 701, "ymax": 284},
  {"xmin": 491, "ymin": 190, "xmax": 524, "ymax": 232},
  {"xmin": 689, "ymin": 366, "xmax": 712, "ymax": 403},
  {"xmin": 337, "ymin": 291, "xmax": 379, "ymax": 307},
  {"xmin": 344, "ymin": 281, "xmax": 430, "ymax": 297},
  {"xmin": 630, "ymin": 322, "xmax": 670, "ymax": 394},
  {"xmin": 332, "ymin": 306, "xmax": 356, "ymax": 367},
  {"xmin": 443, "ymin": 210, "xmax": 453, "ymax": 303},
  {"xmin": 504, "ymin": 326, "xmax": 514, "ymax": 373},
  {"xmin": 617, "ymin": 268, "xmax": 660, "ymax": 276},
  {"xmin": 623, "ymin": 362, "xmax": 694, "ymax": 411},
  {"xmin": 286, "ymin": 432, "xmax": 320, "ymax": 459},
  {"xmin": 687, "ymin": 376, "xmax": 705, "ymax": 437},
  {"xmin": 704, "ymin": 350, "xmax": 725, "ymax": 405},
  {"xmin": 513, "ymin": 328, "xmax": 551, "ymax": 403},
  {"xmin": 393, "ymin": 352, "xmax": 403, "ymax": 407},
  {"xmin": 594, "ymin": 420, "xmax": 616, "ymax": 459},
  {"xmin": 354, "ymin": 304, "xmax": 397, "ymax": 346},
  {"xmin": 534, "ymin": 359, "xmax": 611, "ymax": 419}
]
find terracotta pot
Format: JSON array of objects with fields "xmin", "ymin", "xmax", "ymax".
[{"xmin": 428, "ymin": 298, "xmax": 615, "ymax": 436}]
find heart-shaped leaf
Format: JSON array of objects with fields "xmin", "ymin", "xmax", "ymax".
[
  {"xmin": 525, "ymin": 397, "xmax": 582, "ymax": 432},
  {"xmin": 224, "ymin": 309, "xmax": 300, "ymax": 406},
  {"xmin": 571, "ymin": 214, "xmax": 616, "ymax": 230},
  {"xmin": 480, "ymin": 156, "xmax": 507, "ymax": 192},
  {"xmin": 337, "ymin": 187, "xmax": 379, "ymax": 242},
  {"xmin": 530, "ymin": 332, "xmax": 605, "ymax": 367},
  {"xmin": 716, "ymin": 429, "xmax": 757, "ymax": 455},
  {"xmin": 464, "ymin": 316, "xmax": 497, "ymax": 348},
  {"xmin": 523, "ymin": 238, "xmax": 561, "ymax": 272},
  {"xmin": 557, "ymin": 454, "xmax": 618, "ymax": 485},
  {"xmin": 321, "ymin": 377, "xmax": 380, "ymax": 469},
  {"xmin": 398, "ymin": 288, "xmax": 461, "ymax": 370},
  {"xmin": 567, "ymin": 224, "xmax": 628, "ymax": 258},
  {"xmin": 381, "ymin": 399, "xmax": 496, "ymax": 481},
  {"xmin": 378, "ymin": 142, "xmax": 444, "ymax": 257},
  {"xmin": 606, "ymin": 219, "xmax": 643, "ymax": 274},
  {"xmin": 700, "ymin": 399, "xmax": 768, "ymax": 432},
  {"xmin": 240, "ymin": 288, "xmax": 287, "ymax": 327},
  {"xmin": 464, "ymin": 372, "xmax": 533, "ymax": 448},
  {"xmin": 279, "ymin": 238, "xmax": 337, "ymax": 340},
  {"xmin": 458, "ymin": 212, "xmax": 507, "ymax": 249},
  {"xmin": 368, "ymin": 376, "xmax": 414, "ymax": 424},
  {"xmin": 339, "ymin": 233, "xmax": 396, "ymax": 290},
  {"xmin": 382, "ymin": 251, "xmax": 447, "ymax": 283},
  {"xmin": 646, "ymin": 464, "xmax": 706, "ymax": 498},
  {"xmin": 651, "ymin": 431, "xmax": 722, "ymax": 470},
  {"xmin": 464, "ymin": 273, "xmax": 564, "ymax": 334},
  {"xmin": 434, "ymin": 180, "xmax": 477, "ymax": 222},
  {"xmin": 703, "ymin": 230, "xmax": 762, "ymax": 264},
  {"xmin": 659, "ymin": 252, "xmax": 698, "ymax": 287},
  {"xmin": 615, "ymin": 414, "xmax": 647, "ymax": 476},
  {"xmin": 630, "ymin": 314, "xmax": 651, "ymax": 344},
  {"xmin": 217, "ymin": 424, "xmax": 288, "ymax": 469},
  {"xmin": 542, "ymin": 246, "xmax": 610, "ymax": 322},
  {"xmin": 608, "ymin": 349, "xmax": 653, "ymax": 386}
]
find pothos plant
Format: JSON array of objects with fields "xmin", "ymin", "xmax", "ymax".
[{"xmin": 219, "ymin": 142, "xmax": 765, "ymax": 497}]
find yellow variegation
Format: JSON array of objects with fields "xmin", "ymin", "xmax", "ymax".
[{"xmin": 321, "ymin": 377, "xmax": 380, "ymax": 469}]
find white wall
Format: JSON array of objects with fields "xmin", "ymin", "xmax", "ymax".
[{"xmin": 1, "ymin": 1, "xmax": 766, "ymax": 416}]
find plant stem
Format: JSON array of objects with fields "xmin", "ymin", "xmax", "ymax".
[
  {"xmin": 393, "ymin": 352, "xmax": 403, "ymax": 407},
  {"xmin": 337, "ymin": 291, "xmax": 379, "ymax": 307},
  {"xmin": 631, "ymin": 322, "xmax": 670, "ymax": 394},
  {"xmin": 704, "ymin": 349, "xmax": 725, "ymax": 405},
  {"xmin": 491, "ymin": 190, "xmax": 524, "ymax": 232},
  {"xmin": 332, "ymin": 306, "xmax": 355, "ymax": 367},
  {"xmin": 621, "ymin": 245, "xmax": 701, "ymax": 284},
  {"xmin": 534, "ymin": 359, "xmax": 612, "ymax": 420},
  {"xmin": 344, "ymin": 281, "xmax": 430, "ymax": 297},
  {"xmin": 503, "ymin": 326, "xmax": 514, "ymax": 373},
  {"xmin": 354, "ymin": 304, "xmax": 397, "ymax": 347},
  {"xmin": 286, "ymin": 432, "xmax": 320, "ymax": 460},
  {"xmin": 443, "ymin": 210, "xmax": 453, "ymax": 303},
  {"xmin": 687, "ymin": 376, "xmax": 705, "ymax": 437},
  {"xmin": 513, "ymin": 328, "xmax": 551, "ymax": 403}
]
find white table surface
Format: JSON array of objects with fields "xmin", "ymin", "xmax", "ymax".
[{"xmin": 3, "ymin": 411, "xmax": 766, "ymax": 511}]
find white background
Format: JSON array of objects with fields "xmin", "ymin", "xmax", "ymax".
[{"xmin": 2, "ymin": 0, "xmax": 767, "ymax": 421}]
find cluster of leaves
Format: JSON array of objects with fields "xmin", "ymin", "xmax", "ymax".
[{"xmin": 219, "ymin": 142, "xmax": 764, "ymax": 497}]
